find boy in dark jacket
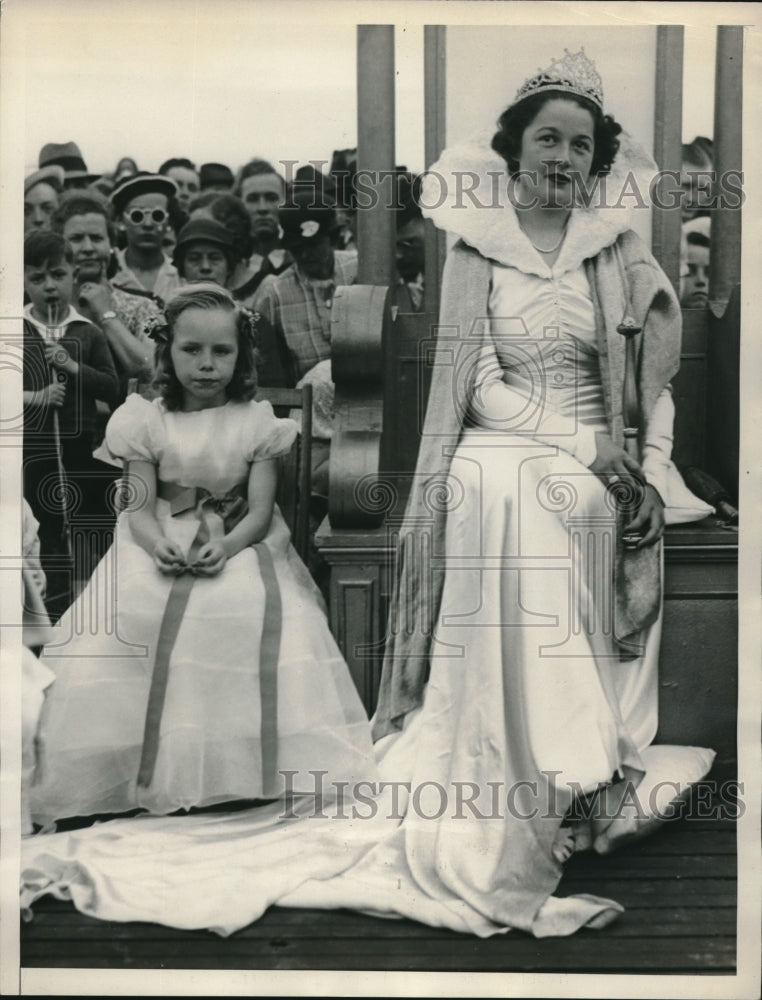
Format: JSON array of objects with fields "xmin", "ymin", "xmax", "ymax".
[{"xmin": 23, "ymin": 230, "xmax": 120, "ymax": 617}]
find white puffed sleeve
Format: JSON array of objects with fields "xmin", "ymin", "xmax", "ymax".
[
  {"xmin": 242, "ymin": 400, "xmax": 298, "ymax": 463},
  {"xmin": 105, "ymin": 394, "xmax": 165, "ymax": 463}
]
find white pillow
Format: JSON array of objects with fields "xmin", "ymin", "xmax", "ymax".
[{"xmin": 593, "ymin": 743, "xmax": 716, "ymax": 855}]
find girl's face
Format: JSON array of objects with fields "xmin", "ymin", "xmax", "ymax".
[
  {"xmin": 516, "ymin": 98, "xmax": 595, "ymax": 207},
  {"xmin": 170, "ymin": 307, "xmax": 239, "ymax": 411}
]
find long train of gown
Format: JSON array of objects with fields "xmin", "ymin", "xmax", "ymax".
[{"xmin": 21, "ymin": 416, "xmax": 665, "ymax": 937}]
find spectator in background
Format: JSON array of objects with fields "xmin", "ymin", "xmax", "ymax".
[
  {"xmin": 24, "ymin": 165, "xmax": 65, "ymax": 233},
  {"xmin": 200, "ymin": 162, "xmax": 235, "ymax": 192},
  {"xmin": 253, "ymin": 181, "xmax": 358, "ymax": 504},
  {"xmin": 680, "ymin": 217, "xmax": 711, "ymax": 309},
  {"xmin": 159, "ymin": 157, "xmax": 200, "ymax": 213},
  {"xmin": 253, "ymin": 178, "xmax": 356, "ymax": 384},
  {"xmin": 37, "ymin": 141, "xmax": 101, "ymax": 192},
  {"xmin": 329, "ymin": 148, "xmax": 358, "ymax": 252},
  {"xmin": 172, "ymin": 217, "xmax": 238, "ymax": 288},
  {"xmin": 50, "ymin": 190, "xmax": 156, "ymax": 401},
  {"xmin": 109, "ymin": 173, "xmax": 182, "ymax": 306},
  {"xmin": 394, "ymin": 172, "xmax": 425, "ymax": 314},
  {"xmin": 681, "ymin": 137, "xmax": 713, "ymax": 223},
  {"xmin": 187, "ymin": 192, "xmax": 263, "ymax": 304},
  {"xmin": 22, "ymin": 230, "xmax": 120, "ymax": 614},
  {"xmin": 235, "ymin": 158, "xmax": 293, "ymax": 283},
  {"xmin": 114, "ymin": 157, "xmax": 139, "ymax": 183}
]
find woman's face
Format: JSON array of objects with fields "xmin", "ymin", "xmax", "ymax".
[
  {"xmin": 122, "ymin": 192, "xmax": 169, "ymax": 254},
  {"xmin": 62, "ymin": 212, "xmax": 112, "ymax": 280},
  {"xmin": 516, "ymin": 98, "xmax": 595, "ymax": 207},
  {"xmin": 181, "ymin": 240, "xmax": 231, "ymax": 286}
]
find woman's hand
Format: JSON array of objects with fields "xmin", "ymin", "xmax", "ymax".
[
  {"xmin": 44, "ymin": 342, "xmax": 79, "ymax": 376},
  {"xmin": 153, "ymin": 538, "xmax": 187, "ymax": 575},
  {"xmin": 590, "ymin": 432, "xmax": 644, "ymax": 484},
  {"xmin": 622, "ymin": 484, "xmax": 665, "ymax": 549},
  {"xmin": 191, "ymin": 540, "xmax": 227, "ymax": 577},
  {"xmin": 77, "ymin": 281, "xmax": 114, "ymax": 324}
]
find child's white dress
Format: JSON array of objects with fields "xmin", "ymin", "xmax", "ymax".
[{"xmin": 30, "ymin": 395, "xmax": 376, "ymax": 824}]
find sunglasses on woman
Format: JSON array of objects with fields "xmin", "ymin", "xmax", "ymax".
[{"xmin": 126, "ymin": 207, "xmax": 168, "ymax": 226}]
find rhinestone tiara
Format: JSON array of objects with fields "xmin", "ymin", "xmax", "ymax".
[{"xmin": 513, "ymin": 48, "xmax": 603, "ymax": 110}]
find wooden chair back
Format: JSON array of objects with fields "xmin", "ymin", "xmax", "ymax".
[{"xmin": 255, "ymin": 384, "xmax": 313, "ymax": 563}]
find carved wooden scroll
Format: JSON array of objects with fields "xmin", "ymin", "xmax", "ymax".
[{"xmin": 329, "ymin": 283, "xmax": 392, "ymax": 528}]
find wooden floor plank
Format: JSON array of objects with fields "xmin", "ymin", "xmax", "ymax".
[
  {"xmin": 21, "ymin": 937, "xmax": 737, "ymax": 973},
  {"xmin": 25, "ymin": 905, "xmax": 736, "ymax": 940},
  {"xmin": 20, "ymin": 818, "xmax": 737, "ymax": 973},
  {"xmin": 584, "ymin": 826, "xmax": 736, "ymax": 852},
  {"xmin": 559, "ymin": 879, "xmax": 736, "ymax": 905},
  {"xmin": 563, "ymin": 853, "xmax": 735, "ymax": 877}
]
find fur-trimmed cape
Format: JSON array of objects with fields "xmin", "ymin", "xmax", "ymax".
[{"xmin": 372, "ymin": 132, "xmax": 686, "ymax": 741}]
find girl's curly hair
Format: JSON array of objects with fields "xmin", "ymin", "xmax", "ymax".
[
  {"xmin": 152, "ymin": 284, "xmax": 259, "ymax": 410},
  {"xmin": 491, "ymin": 91, "xmax": 622, "ymax": 178}
]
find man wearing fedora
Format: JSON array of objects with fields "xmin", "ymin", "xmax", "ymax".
[
  {"xmin": 24, "ymin": 165, "xmax": 64, "ymax": 233},
  {"xmin": 109, "ymin": 172, "xmax": 182, "ymax": 307},
  {"xmin": 37, "ymin": 141, "xmax": 101, "ymax": 191}
]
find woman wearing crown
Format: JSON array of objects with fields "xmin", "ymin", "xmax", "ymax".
[
  {"xmin": 21, "ymin": 50, "xmax": 714, "ymax": 941},
  {"xmin": 367, "ymin": 47, "xmax": 715, "ymax": 931}
]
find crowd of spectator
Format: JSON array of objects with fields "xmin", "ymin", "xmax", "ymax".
[{"xmin": 22, "ymin": 140, "xmax": 426, "ymax": 614}]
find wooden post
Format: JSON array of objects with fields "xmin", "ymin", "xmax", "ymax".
[
  {"xmin": 709, "ymin": 25, "xmax": 743, "ymax": 304},
  {"xmin": 652, "ymin": 24, "xmax": 684, "ymax": 292},
  {"xmin": 356, "ymin": 25, "xmax": 396, "ymax": 287},
  {"xmin": 424, "ymin": 25, "xmax": 447, "ymax": 318}
]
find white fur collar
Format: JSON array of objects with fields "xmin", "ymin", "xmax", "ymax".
[{"xmin": 421, "ymin": 130, "xmax": 658, "ymax": 276}]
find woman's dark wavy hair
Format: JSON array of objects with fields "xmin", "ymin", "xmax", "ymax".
[
  {"xmin": 491, "ymin": 91, "xmax": 622, "ymax": 177},
  {"xmin": 153, "ymin": 285, "xmax": 258, "ymax": 410}
]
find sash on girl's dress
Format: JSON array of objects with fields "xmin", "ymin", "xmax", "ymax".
[{"xmin": 136, "ymin": 481, "xmax": 282, "ymax": 795}]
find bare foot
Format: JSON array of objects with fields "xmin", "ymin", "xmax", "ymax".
[{"xmin": 551, "ymin": 824, "xmax": 576, "ymax": 864}]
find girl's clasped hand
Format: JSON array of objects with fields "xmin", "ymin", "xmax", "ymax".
[{"xmin": 152, "ymin": 537, "xmax": 227, "ymax": 577}]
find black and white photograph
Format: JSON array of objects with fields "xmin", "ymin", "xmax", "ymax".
[{"xmin": 1, "ymin": 1, "xmax": 760, "ymax": 996}]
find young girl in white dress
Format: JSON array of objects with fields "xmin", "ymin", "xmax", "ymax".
[{"xmin": 30, "ymin": 284, "xmax": 375, "ymax": 825}]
